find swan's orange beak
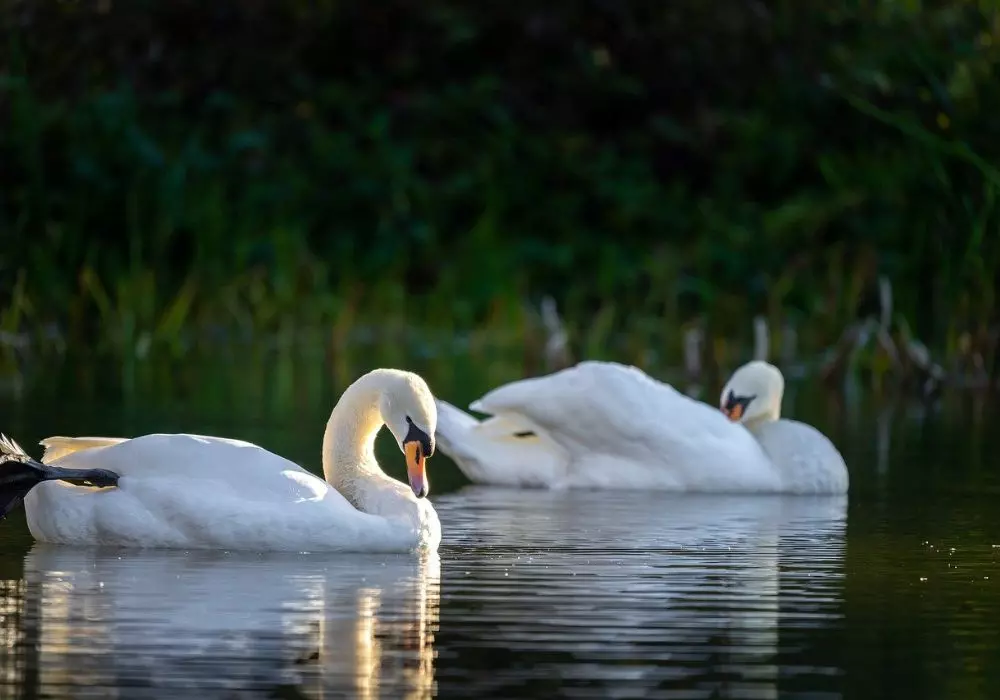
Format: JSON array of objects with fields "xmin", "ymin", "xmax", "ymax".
[
  {"xmin": 722, "ymin": 403, "xmax": 744, "ymax": 422},
  {"xmin": 405, "ymin": 441, "xmax": 428, "ymax": 498}
]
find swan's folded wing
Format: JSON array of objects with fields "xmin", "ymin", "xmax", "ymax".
[
  {"xmin": 469, "ymin": 361, "xmax": 775, "ymax": 490},
  {"xmin": 40, "ymin": 436, "xmax": 129, "ymax": 463},
  {"xmin": 470, "ymin": 361, "xmax": 697, "ymax": 448}
]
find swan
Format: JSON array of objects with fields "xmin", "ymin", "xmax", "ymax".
[
  {"xmin": 434, "ymin": 360, "xmax": 848, "ymax": 494},
  {"xmin": 0, "ymin": 368, "xmax": 442, "ymax": 552}
]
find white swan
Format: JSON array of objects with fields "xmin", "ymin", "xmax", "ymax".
[
  {"xmin": 435, "ymin": 360, "xmax": 848, "ymax": 494},
  {"xmin": 0, "ymin": 368, "xmax": 442, "ymax": 552}
]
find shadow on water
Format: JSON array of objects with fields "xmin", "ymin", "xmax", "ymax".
[{"xmin": 1, "ymin": 349, "xmax": 1000, "ymax": 698}]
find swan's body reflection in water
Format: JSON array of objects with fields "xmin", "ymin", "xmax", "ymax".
[
  {"xmin": 434, "ymin": 489, "xmax": 847, "ymax": 699},
  {"xmin": 19, "ymin": 546, "xmax": 440, "ymax": 698},
  {"xmin": 12, "ymin": 491, "xmax": 845, "ymax": 699}
]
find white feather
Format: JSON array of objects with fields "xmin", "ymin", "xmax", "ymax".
[{"xmin": 436, "ymin": 361, "xmax": 848, "ymax": 494}]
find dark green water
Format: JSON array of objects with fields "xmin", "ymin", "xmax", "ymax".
[{"xmin": 1, "ymin": 351, "xmax": 1000, "ymax": 699}]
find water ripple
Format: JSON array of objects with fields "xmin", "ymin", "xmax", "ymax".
[
  {"xmin": 3, "ymin": 487, "xmax": 999, "ymax": 698},
  {"xmin": 426, "ymin": 489, "xmax": 847, "ymax": 699}
]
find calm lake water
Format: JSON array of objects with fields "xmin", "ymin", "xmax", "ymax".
[{"xmin": 2, "ymin": 351, "xmax": 1000, "ymax": 699}]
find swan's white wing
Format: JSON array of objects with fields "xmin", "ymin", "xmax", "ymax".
[
  {"xmin": 753, "ymin": 420, "xmax": 850, "ymax": 494},
  {"xmin": 25, "ymin": 434, "xmax": 421, "ymax": 552},
  {"xmin": 47, "ymin": 433, "xmax": 315, "ymax": 492},
  {"xmin": 435, "ymin": 399, "xmax": 569, "ymax": 487},
  {"xmin": 471, "ymin": 361, "xmax": 780, "ymax": 491},
  {"xmin": 471, "ymin": 362, "xmax": 655, "ymax": 443},
  {"xmin": 40, "ymin": 436, "xmax": 128, "ymax": 462}
]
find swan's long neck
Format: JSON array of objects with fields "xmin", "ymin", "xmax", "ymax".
[
  {"xmin": 321, "ymin": 371, "xmax": 395, "ymax": 503},
  {"xmin": 745, "ymin": 394, "xmax": 781, "ymax": 431}
]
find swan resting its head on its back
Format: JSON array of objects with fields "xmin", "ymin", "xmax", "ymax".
[
  {"xmin": 0, "ymin": 368, "xmax": 442, "ymax": 552},
  {"xmin": 717, "ymin": 360, "xmax": 848, "ymax": 493},
  {"xmin": 719, "ymin": 360, "xmax": 784, "ymax": 426},
  {"xmin": 434, "ymin": 359, "xmax": 848, "ymax": 494}
]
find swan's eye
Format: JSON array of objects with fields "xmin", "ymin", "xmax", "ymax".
[{"xmin": 403, "ymin": 417, "xmax": 434, "ymax": 458}]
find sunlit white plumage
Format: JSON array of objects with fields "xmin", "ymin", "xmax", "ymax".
[
  {"xmin": 435, "ymin": 360, "xmax": 848, "ymax": 494},
  {"xmin": 19, "ymin": 368, "xmax": 442, "ymax": 552}
]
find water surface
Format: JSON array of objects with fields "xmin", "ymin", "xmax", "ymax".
[{"xmin": 2, "ymin": 356, "xmax": 999, "ymax": 698}]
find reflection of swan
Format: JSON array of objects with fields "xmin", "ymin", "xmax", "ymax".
[
  {"xmin": 3, "ymin": 368, "xmax": 441, "ymax": 551},
  {"xmin": 16, "ymin": 546, "xmax": 440, "ymax": 698},
  {"xmin": 434, "ymin": 488, "xmax": 847, "ymax": 698},
  {"xmin": 436, "ymin": 360, "xmax": 848, "ymax": 493}
]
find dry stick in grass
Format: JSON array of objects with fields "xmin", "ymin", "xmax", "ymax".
[
  {"xmin": 752, "ymin": 315, "xmax": 769, "ymax": 362},
  {"xmin": 540, "ymin": 296, "xmax": 571, "ymax": 371}
]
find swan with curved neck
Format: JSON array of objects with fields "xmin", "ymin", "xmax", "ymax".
[
  {"xmin": 0, "ymin": 368, "xmax": 442, "ymax": 552},
  {"xmin": 323, "ymin": 368, "xmax": 437, "ymax": 506}
]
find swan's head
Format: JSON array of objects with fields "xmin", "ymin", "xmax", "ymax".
[
  {"xmin": 380, "ymin": 373, "xmax": 437, "ymax": 498},
  {"xmin": 719, "ymin": 360, "xmax": 784, "ymax": 426}
]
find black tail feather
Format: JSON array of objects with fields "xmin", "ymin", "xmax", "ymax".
[
  {"xmin": 0, "ymin": 460, "xmax": 45, "ymax": 519},
  {"xmin": 0, "ymin": 433, "xmax": 120, "ymax": 519},
  {"xmin": 0, "ymin": 436, "xmax": 47, "ymax": 519},
  {"xmin": 0, "ymin": 434, "xmax": 45, "ymax": 519}
]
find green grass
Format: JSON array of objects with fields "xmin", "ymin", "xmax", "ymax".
[{"xmin": 3, "ymin": 2, "xmax": 1000, "ymax": 386}]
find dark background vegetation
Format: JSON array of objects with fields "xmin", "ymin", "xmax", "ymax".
[{"xmin": 3, "ymin": 1, "xmax": 999, "ymax": 375}]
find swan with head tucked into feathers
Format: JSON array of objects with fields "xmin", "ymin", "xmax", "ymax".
[
  {"xmin": 0, "ymin": 368, "xmax": 442, "ymax": 552},
  {"xmin": 435, "ymin": 360, "xmax": 848, "ymax": 494}
]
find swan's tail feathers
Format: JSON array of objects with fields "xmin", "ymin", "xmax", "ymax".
[
  {"xmin": 0, "ymin": 434, "xmax": 30, "ymax": 462},
  {"xmin": 0, "ymin": 435, "xmax": 40, "ymax": 517},
  {"xmin": 432, "ymin": 402, "xmax": 568, "ymax": 487},
  {"xmin": 0, "ymin": 433, "xmax": 120, "ymax": 519},
  {"xmin": 434, "ymin": 399, "xmax": 500, "ymax": 483},
  {"xmin": 39, "ymin": 436, "xmax": 127, "ymax": 463},
  {"xmin": 433, "ymin": 400, "xmax": 480, "ymax": 457}
]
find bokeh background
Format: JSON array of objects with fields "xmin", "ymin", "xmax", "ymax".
[
  {"xmin": 4, "ymin": 2, "xmax": 999, "ymax": 369},
  {"xmin": 3, "ymin": 2, "xmax": 1000, "ymax": 445}
]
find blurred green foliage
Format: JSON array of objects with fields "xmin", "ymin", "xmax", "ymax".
[{"xmin": 2, "ymin": 1, "xmax": 1000, "ymax": 361}]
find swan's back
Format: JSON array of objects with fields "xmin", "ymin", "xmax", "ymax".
[
  {"xmin": 473, "ymin": 361, "xmax": 780, "ymax": 491},
  {"xmin": 751, "ymin": 419, "xmax": 849, "ymax": 494},
  {"xmin": 48, "ymin": 433, "xmax": 316, "ymax": 499}
]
